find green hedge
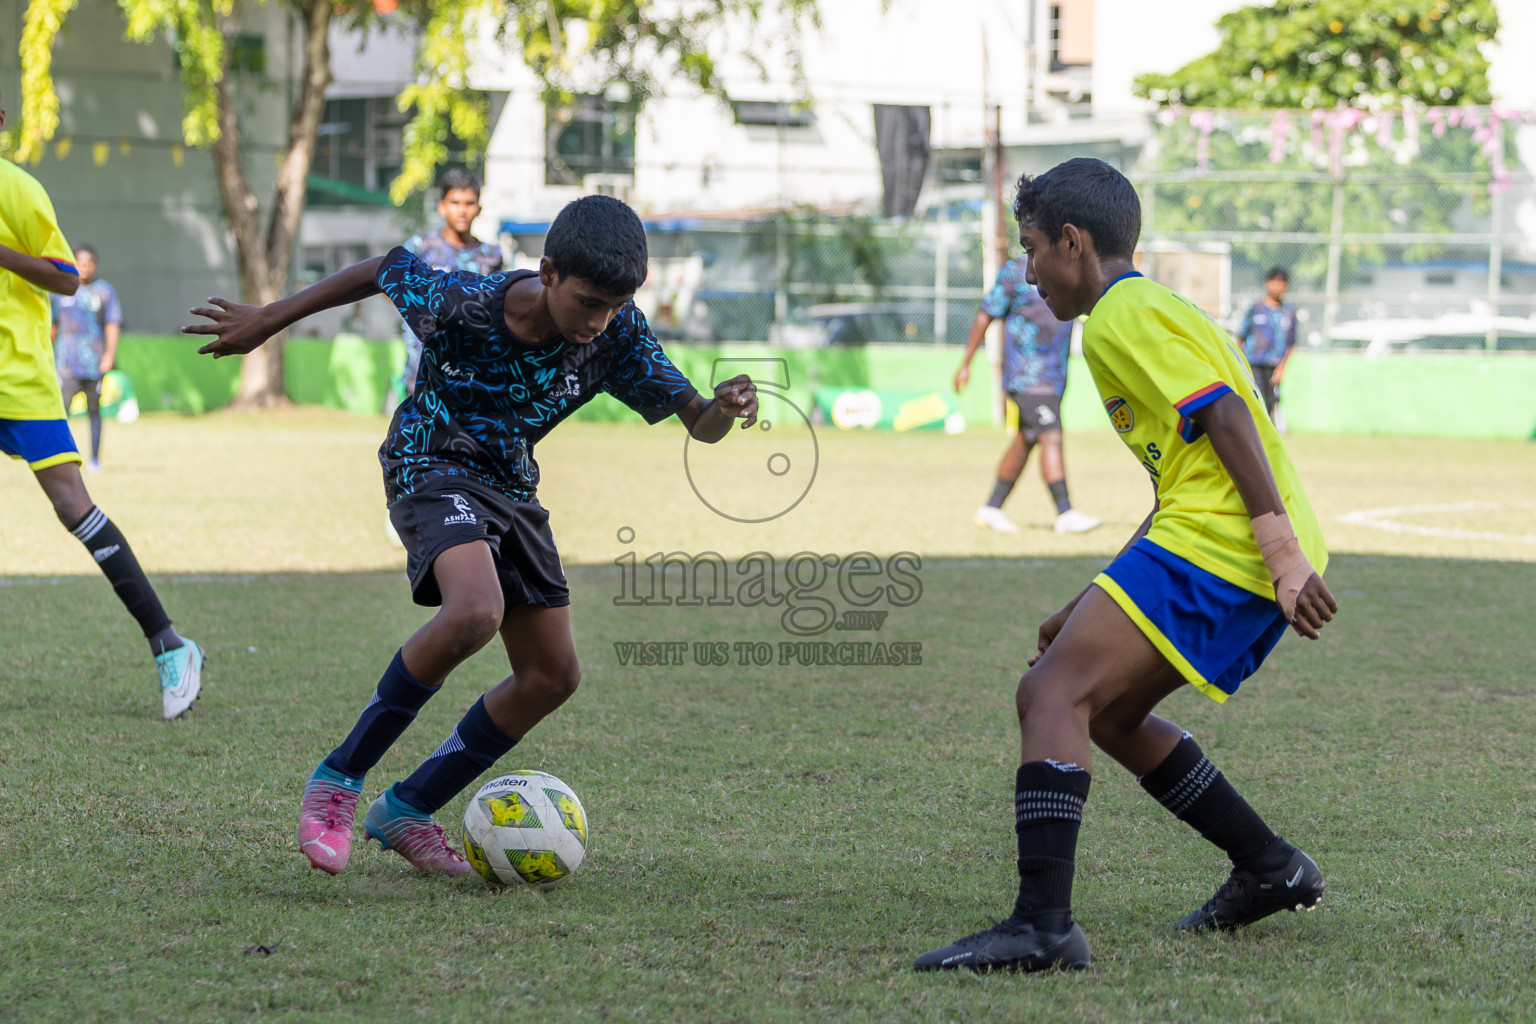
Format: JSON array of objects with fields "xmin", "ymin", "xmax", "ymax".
[{"xmin": 112, "ymin": 334, "xmax": 1536, "ymax": 440}]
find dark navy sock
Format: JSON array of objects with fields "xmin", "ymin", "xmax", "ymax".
[
  {"xmin": 987, "ymin": 477, "xmax": 1016, "ymax": 508},
  {"xmin": 1011, "ymin": 760, "xmax": 1092, "ymax": 929},
  {"xmin": 324, "ymin": 650, "xmax": 439, "ymax": 778},
  {"xmin": 1048, "ymin": 479, "xmax": 1071, "ymax": 514},
  {"xmin": 69, "ymin": 506, "xmax": 176, "ymax": 654},
  {"xmin": 393, "ymin": 697, "xmax": 519, "ymax": 816},
  {"xmin": 1139, "ymin": 733, "xmax": 1289, "ymax": 872}
]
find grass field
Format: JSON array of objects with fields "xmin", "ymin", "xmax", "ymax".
[{"xmin": 3, "ymin": 411, "xmax": 1535, "ymax": 1022}]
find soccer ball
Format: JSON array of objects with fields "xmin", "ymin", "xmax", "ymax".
[{"xmin": 461, "ymin": 771, "xmax": 588, "ymax": 889}]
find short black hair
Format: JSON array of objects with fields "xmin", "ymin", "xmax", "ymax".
[
  {"xmin": 1265, "ymin": 266, "xmax": 1289, "ymax": 283},
  {"xmin": 438, "ymin": 168, "xmax": 482, "ymax": 198},
  {"xmin": 543, "ymin": 195, "xmax": 649, "ymax": 295},
  {"xmin": 1011, "ymin": 158, "xmax": 1141, "ymax": 261},
  {"xmin": 74, "ymin": 243, "xmax": 99, "ymax": 260}
]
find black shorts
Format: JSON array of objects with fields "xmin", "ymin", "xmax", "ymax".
[
  {"xmin": 1009, "ymin": 392, "xmax": 1063, "ymax": 443},
  {"xmin": 61, "ymin": 377, "xmax": 101, "ymax": 410},
  {"xmin": 387, "ymin": 477, "xmax": 570, "ymax": 609},
  {"xmin": 1251, "ymin": 364, "xmax": 1280, "ymax": 413}
]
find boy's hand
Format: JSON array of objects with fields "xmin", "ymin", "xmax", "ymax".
[
  {"xmin": 1028, "ymin": 603, "xmax": 1074, "ymax": 667},
  {"xmin": 714, "ymin": 374, "xmax": 759, "ymax": 428},
  {"xmin": 1252, "ymin": 511, "xmax": 1338, "ymax": 638},
  {"xmin": 182, "ymin": 297, "xmax": 277, "ymax": 357},
  {"xmin": 1289, "ymin": 572, "xmax": 1336, "ymax": 639},
  {"xmin": 953, "ymin": 364, "xmax": 971, "ymax": 392}
]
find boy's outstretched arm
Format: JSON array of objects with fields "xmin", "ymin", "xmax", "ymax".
[
  {"xmin": 675, "ymin": 374, "xmax": 759, "ymax": 441},
  {"xmin": 182, "ymin": 256, "xmax": 385, "ymax": 357},
  {"xmin": 1189, "ymin": 392, "xmax": 1337, "ymax": 638}
]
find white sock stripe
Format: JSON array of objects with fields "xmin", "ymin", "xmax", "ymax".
[
  {"xmin": 72, "ymin": 508, "xmax": 107, "ymax": 542},
  {"xmin": 1014, "ymin": 790, "xmax": 1087, "ymax": 823},
  {"xmin": 364, "ymin": 691, "xmax": 382, "ymax": 711},
  {"xmin": 1162, "ymin": 758, "xmax": 1220, "ymax": 816},
  {"xmin": 427, "ymin": 727, "xmax": 466, "ymax": 760}
]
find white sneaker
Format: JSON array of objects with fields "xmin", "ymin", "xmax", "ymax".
[
  {"xmin": 1053, "ymin": 509, "xmax": 1103, "ymax": 534},
  {"xmin": 974, "ymin": 506, "xmax": 1020, "ymax": 533},
  {"xmin": 156, "ymin": 639, "xmax": 205, "ymax": 719}
]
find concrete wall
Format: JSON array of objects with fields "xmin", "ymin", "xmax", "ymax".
[{"xmin": 0, "ymin": 1, "xmax": 295, "ymax": 334}]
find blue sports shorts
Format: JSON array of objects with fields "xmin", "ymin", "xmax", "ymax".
[
  {"xmin": 1093, "ymin": 538, "xmax": 1288, "ymax": 703},
  {"xmin": 0, "ymin": 417, "xmax": 81, "ymax": 470}
]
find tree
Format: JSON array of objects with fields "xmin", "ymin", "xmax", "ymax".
[
  {"xmin": 1133, "ymin": 0, "xmax": 1499, "ymax": 109},
  {"xmin": 1128, "ymin": 1, "xmax": 1505, "ymax": 298},
  {"xmin": 12, "ymin": 0, "xmax": 821, "ymax": 408}
]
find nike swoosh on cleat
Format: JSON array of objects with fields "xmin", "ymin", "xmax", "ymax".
[
  {"xmin": 1285, "ymin": 866, "xmax": 1305, "ymax": 888},
  {"xmin": 302, "ymin": 838, "xmax": 337, "ymax": 856}
]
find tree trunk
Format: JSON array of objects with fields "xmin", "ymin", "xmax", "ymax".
[{"xmin": 212, "ymin": 0, "xmax": 334, "ymax": 410}]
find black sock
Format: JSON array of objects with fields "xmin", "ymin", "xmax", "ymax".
[
  {"xmin": 987, "ymin": 478, "xmax": 1016, "ymax": 508},
  {"xmin": 1047, "ymin": 479, "xmax": 1071, "ymax": 514},
  {"xmin": 70, "ymin": 507, "xmax": 179, "ymax": 656},
  {"xmin": 324, "ymin": 649, "xmax": 440, "ymax": 777},
  {"xmin": 1011, "ymin": 760, "xmax": 1092, "ymax": 929},
  {"xmin": 1138, "ymin": 733, "xmax": 1291, "ymax": 872},
  {"xmin": 393, "ymin": 696, "xmax": 519, "ymax": 815}
]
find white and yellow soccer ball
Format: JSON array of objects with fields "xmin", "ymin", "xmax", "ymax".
[{"xmin": 462, "ymin": 771, "xmax": 588, "ymax": 889}]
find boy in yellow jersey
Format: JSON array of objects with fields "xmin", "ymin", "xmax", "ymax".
[
  {"xmin": 0, "ymin": 97, "xmax": 203, "ymax": 719},
  {"xmin": 916, "ymin": 158, "xmax": 1336, "ymax": 974}
]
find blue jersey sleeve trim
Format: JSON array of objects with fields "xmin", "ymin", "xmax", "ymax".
[
  {"xmin": 1173, "ymin": 382, "xmax": 1233, "ymax": 443},
  {"xmin": 47, "ymin": 258, "xmax": 78, "ymax": 274}
]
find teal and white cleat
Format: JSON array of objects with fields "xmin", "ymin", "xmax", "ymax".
[
  {"xmin": 156, "ymin": 639, "xmax": 204, "ymax": 720},
  {"xmin": 363, "ymin": 790, "xmax": 474, "ymax": 877}
]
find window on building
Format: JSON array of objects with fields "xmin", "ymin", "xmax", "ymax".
[
  {"xmin": 309, "ymin": 97, "xmax": 413, "ymax": 206},
  {"xmin": 546, "ymin": 94, "xmax": 636, "ymax": 187},
  {"xmin": 732, "ymin": 101, "xmax": 815, "ymax": 129},
  {"xmin": 227, "ymin": 33, "xmax": 266, "ymax": 75}
]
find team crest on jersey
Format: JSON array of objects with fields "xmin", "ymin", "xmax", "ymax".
[{"xmin": 1104, "ymin": 397, "xmax": 1134, "ymax": 433}]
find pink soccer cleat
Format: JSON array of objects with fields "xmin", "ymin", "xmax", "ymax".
[
  {"xmin": 363, "ymin": 793, "xmax": 474, "ymax": 877},
  {"xmin": 298, "ymin": 778, "xmax": 361, "ymax": 875}
]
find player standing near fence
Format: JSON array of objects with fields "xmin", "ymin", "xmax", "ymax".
[
  {"xmin": 1237, "ymin": 267, "xmax": 1297, "ymax": 422},
  {"xmin": 51, "ymin": 244, "xmax": 122, "ymax": 472},
  {"xmin": 917, "ymin": 159, "xmax": 1337, "ymax": 974},
  {"xmin": 953, "ymin": 255, "xmax": 1101, "ymax": 535},
  {"xmin": 0, "ymin": 99, "xmax": 203, "ymax": 720}
]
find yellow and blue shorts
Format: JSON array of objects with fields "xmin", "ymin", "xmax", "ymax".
[
  {"xmin": 0, "ymin": 417, "xmax": 82, "ymax": 470},
  {"xmin": 1093, "ymin": 538, "xmax": 1288, "ymax": 704}
]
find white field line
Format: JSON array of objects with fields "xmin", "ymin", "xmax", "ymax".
[{"xmin": 1338, "ymin": 502, "xmax": 1536, "ymax": 545}]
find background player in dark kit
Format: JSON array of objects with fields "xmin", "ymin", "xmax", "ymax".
[
  {"xmin": 1236, "ymin": 267, "xmax": 1297, "ymax": 421},
  {"xmin": 51, "ymin": 243, "xmax": 123, "ymax": 471},
  {"xmin": 186, "ymin": 195, "xmax": 758, "ymax": 877},
  {"xmin": 954, "ymin": 254, "xmax": 1101, "ymax": 535}
]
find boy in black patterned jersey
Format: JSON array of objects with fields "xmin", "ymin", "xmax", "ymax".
[{"xmin": 186, "ymin": 196, "xmax": 758, "ymax": 877}]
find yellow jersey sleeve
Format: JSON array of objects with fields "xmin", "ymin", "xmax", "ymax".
[
  {"xmin": 0, "ymin": 161, "xmax": 75, "ymax": 419},
  {"xmin": 1087, "ymin": 277, "xmax": 1245, "ymax": 445},
  {"xmin": 1084, "ymin": 274, "xmax": 1326, "ymax": 598}
]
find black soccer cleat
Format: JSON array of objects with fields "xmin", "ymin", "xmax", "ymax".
[
  {"xmin": 1176, "ymin": 846, "xmax": 1325, "ymax": 933},
  {"xmin": 914, "ymin": 917, "xmax": 1092, "ymax": 973}
]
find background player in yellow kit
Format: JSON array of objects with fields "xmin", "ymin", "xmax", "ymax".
[
  {"xmin": 916, "ymin": 158, "xmax": 1337, "ymax": 974},
  {"xmin": 0, "ymin": 97, "xmax": 203, "ymax": 719}
]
